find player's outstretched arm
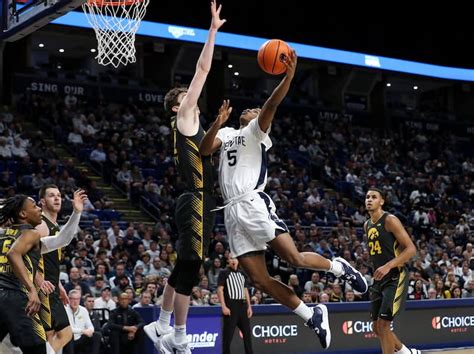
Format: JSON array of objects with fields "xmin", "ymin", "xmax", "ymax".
[
  {"xmin": 373, "ymin": 215, "xmax": 417, "ymax": 280},
  {"xmin": 200, "ymin": 99, "xmax": 232, "ymax": 155},
  {"xmin": 177, "ymin": 1, "xmax": 226, "ymax": 135},
  {"xmin": 258, "ymin": 49, "xmax": 297, "ymax": 132},
  {"xmin": 40, "ymin": 189, "xmax": 87, "ymax": 254},
  {"xmin": 7, "ymin": 230, "xmax": 42, "ymax": 315}
]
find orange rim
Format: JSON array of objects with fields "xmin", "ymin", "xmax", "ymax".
[{"xmin": 87, "ymin": 0, "xmax": 144, "ymax": 5}]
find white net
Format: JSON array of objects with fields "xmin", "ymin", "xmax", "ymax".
[{"xmin": 82, "ymin": 0, "xmax": 150, "ymax": 68}]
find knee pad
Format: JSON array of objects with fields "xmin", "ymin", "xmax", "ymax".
[{"xmin": 169, "ymin": 260, "xmax": 201, "ymax": 296}]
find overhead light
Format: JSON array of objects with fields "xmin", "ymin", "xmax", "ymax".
[
  {"xmin": 57, "ymin": 65, "xmax": 62, "ymax": 69},
  {"xmin": 386, "ymin": 83, "xmax": 391, "ymax": 87},
  {"xmin": 59, "ymin": 48, "xmax": 65, "ymax": 53},
  {"xmin": 38, "ymin": 43, "xmax": 44, "ymax": 48},
  {"xmin": 413, "ymin": 85, "xmax": 418, "ymax": 90},
  {"xmin": 234, "ymin": 72, "xmax": 239, "ymax": 76},
  {"xmin": 90, "ymin": 48, "xmax": 97, "ymax": 53},
  {"xmin": 228, "ymin": 64, "xmax": 233, "ymax": 68}
]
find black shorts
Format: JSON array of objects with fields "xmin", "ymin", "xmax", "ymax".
[
  {"xmin": 41, "ymin": 291, "xmax": 70, "ymax": 332},
  {"xmin": 175, "ymin": 192, "xmax": 215, "ymax": 261},
  {"xmin": 370, "ymin": 267, "xmax": 409, "ymax": 321},
  {"xmin": 0, "ymin": 289, "xmax": 46, "ymax": 347}
]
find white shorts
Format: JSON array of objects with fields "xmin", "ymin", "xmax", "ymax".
[{"xmin": 224, "ymin": 191, "xmax": 289, "ymax": 257}]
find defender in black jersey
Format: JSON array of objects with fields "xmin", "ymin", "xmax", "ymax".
[
  {"xmin": 35, "ymin": 185, "xmax": 72, "ymax": 352},
  {"xmin": 143, "ymin": 3, "xmax": 225, "ymax": 353},
  {"xmin": 365, "ymin": 188, "xmax": 419, "ymax": 354},
  {"xmin": 0, "ymin": 191, "xmax": 86, "ymax": 354}
]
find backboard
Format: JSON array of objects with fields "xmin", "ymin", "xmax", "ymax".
[{"xmin": 1, "ymin": 0, "xmax": 86, "ymax": 42}]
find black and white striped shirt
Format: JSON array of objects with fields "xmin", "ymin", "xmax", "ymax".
[{"xmin": 218, "ymin": 268, "xmax": 247, "ymax": 301}]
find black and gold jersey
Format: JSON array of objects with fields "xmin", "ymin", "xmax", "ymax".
[
  {"xmin": 171, "ymin": 117, "xmax": 214, "ymax": 193},
  {"xmin": 39, "ymin": 215, "xmax": 61, "ymax": 290},
  {"xmin": 0, "ymin": 224, "xmax": 40, "ymax": 293},
  {"xmin": 366, "ymin": 212, "xmax": 402, "ymax": 279}
]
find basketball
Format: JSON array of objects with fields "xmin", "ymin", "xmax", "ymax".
[{"xmin": 257, "ymin": 39, "xmax": 291, "ymax": 75}]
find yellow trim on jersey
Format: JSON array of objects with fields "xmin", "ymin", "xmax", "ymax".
[
  {"xmin": 392, "ymin": 269, "xmax": 406, "ymax": 316},
  {"xmin": 39, "ymin": 290, "xmax": 52, "ymax": 328},
  {"xmin": 32, "ymin": 314, "xmax": 47, "ymax": 341},
  {"xmin": 189, "ymin": 193, "xmax": 204, "ymax": 258}
]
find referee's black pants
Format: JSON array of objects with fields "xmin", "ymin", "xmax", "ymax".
[{"xmin": 222, "ymin": 300, "xmax": 253, "ymax": 354}]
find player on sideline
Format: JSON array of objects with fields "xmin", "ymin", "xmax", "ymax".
[
  {"xmin": 365, "ymin": 188, "xmax": 420, "ymax": 354},
  {"xmin": 199, "ymin": 50, "xmax": 368, "ymax": 350},
  {"xmin": 35, "ymin": 185, "xmax": 74, "ymax": 354},
  {"xmin": 143, "ymin": 1, "xmax": 226, "ymax": 353},
  {"xmin": 0, "ymin": 190, "xmax": 86, "ymax": 354}
]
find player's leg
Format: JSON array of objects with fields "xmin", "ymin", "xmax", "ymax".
[
  {"xmin": 376, "ymin": 318, "xmax": 395, "ymax": 354},
  {"xmin": 3, "ymin": 291, "xmax": 47, "ymax": 354},
  {"xmin": 270, "ymin": 232, "xmax": 368, "ymax": 292},
  {"xmin": 160, "ymin": 259, "xmax": 201, "ymax": 353},
  {"xmin": 238, "ymin": 252, "xmax": 331, "ymax": 349},
  {"xmin": 18, "ymin": 344, "xmax": 47, "ymax": 354},
  {"xmin": 47, "ymin": 294, "xmax": 73, "ymax": 352},
  {"xmin": 47, "ymin": 327, "xmax": 72, "ymax": 352}
]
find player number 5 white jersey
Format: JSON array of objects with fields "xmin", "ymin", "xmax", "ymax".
[{"xmin": 216, "ymin": 117, "xmax": 272, "ymax": 200}]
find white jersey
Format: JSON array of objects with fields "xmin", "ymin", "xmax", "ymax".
[{"xmin": 217, "ymin": 118, "xmax": 272, "ymax": 200}]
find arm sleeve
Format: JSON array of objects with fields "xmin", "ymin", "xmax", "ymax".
[{"xmin": 40, "ymin": 211, "xmax": 81, "ymax": 254}]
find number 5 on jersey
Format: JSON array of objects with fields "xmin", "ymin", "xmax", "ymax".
[
  {"xmin": 227, "ymin": 149, "xmax": 237, "ymax": 166},
  {"xmin": 0, "ymin": 239, "xmax": 13, "ymax": 264}
]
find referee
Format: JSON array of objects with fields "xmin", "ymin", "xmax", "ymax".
[{"xmin": 217, "ymin": 256, "xmax": 254, "ymax": 354}]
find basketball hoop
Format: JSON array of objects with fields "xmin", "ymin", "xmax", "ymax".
[{"xmin": 82, "ymin": 0, "xmax": 150, "ymax": 68}]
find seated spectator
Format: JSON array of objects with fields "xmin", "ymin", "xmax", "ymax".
[
  {"xmin": 301, "ymin": 292, "xmax": 313, "ymax": 304},
  {"xmin": 344, "ymin": 289, "xmax": 355, "ymax": 302},
  {"xmin": 90, "ymin": 275, "xmax": 106, "ymax": 298},
  {"xmin": 207, "ymin": 258, "xmax": 223, "ymax": 291},
  {"xmin": 84, "ymin": 294, "xmax": 103, "ymax": 332},
  {"xmin": 191, "ymin": 287, "xmax": 206, "ymax": 306},
  {"xmin": 108, "ymin": 293, "xmax": 145, "ymax": 354},
  {"xmin": 94, "ymin": 287, "xmax": 116, "ymax": 320},
  {"xmin": 64, "ymin": 267, "xmax": 92, "ymax": 295},
  {"xmin": 89, "ymin": 143, "xmax": 106, "ymax": 163},
  {"xmin": 304, "ymin": 272, "xmax": 324, "ymax": 292},
  {"xmin": 64, "ymin": 290, "xmax": 101, "ymax": 354},
  {"xmin": 148, "ymin": 256, "xmax": 171, "ymax": 278},
  {"xmin": 132, "ymin": 291, "xmax": 153, "ymax": 309}
]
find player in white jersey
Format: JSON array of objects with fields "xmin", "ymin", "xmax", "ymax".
[{"xmin": 200, "ymin": 50, "xmax": 368, "ymax": 350}]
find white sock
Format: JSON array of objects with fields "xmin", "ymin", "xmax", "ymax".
[
  {"xmin": 174, "ymin": 324, "xmax": 187, "ymax": 344},
  {"xmin": 46, "ymin": 342, "xmax": 56, "ymax": 354},
  {"xmin": 158, "ymin": 308, "xmax": 173, "ymax": 328},
  {"xmin": 329, "ymin": 260, "xmax": 344, "ymax": 277},
  {"xmin": 395, "ymin": 344, "xmax": 410, "ymax": 354},
  {"xmin": 293, "ymin": 301, "xmax": 313, "ymax": 322}
]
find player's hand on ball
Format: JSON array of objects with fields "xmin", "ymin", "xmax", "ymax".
[
  {"xmin": 215, "ymin": 99, "xmax": 232, "ymax": 127},
  {"xmin": 283, "ymin": 49, "xmax": 297, "ymax": 79}
]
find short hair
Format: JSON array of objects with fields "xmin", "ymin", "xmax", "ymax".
[
  {"xmin": 38, "ymin": 184, "xmax": 59, "ymax": 199},
  {"xmin": 68, "ymin": 289, "xmax": 81, "ymax": 298},
  {"xmin": 367, "ymin": 187, "xmax": 385, "ymax": 200},
  {"xmin": 164, "ymin": 87, "xmax": 187, "ymax": 116}
]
